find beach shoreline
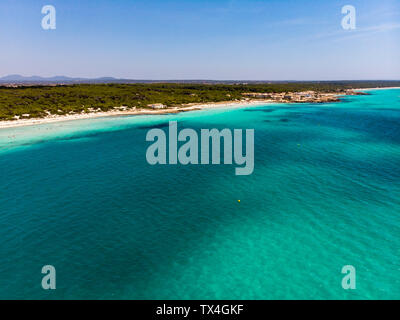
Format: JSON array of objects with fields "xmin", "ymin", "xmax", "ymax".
[
  {"xmin": 0, "ymin": 100, "xmax": 273, "ymax": 129},
  {"xmin": 1, "ymin": 86, "xmax": 398, "ymax": 130}
]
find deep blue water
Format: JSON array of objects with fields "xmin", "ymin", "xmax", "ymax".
[{"xmin": 0, "ymin": 89, "xmax": 399, "ymax": 299}]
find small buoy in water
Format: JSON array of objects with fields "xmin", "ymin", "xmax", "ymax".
[{"xmin": 238, "ymin": 200, "xmax": 241, "ymax": 203}]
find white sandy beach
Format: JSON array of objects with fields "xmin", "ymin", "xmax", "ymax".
[{"xmin": 0, "ymin": 100, "xmax": 273, "ymax": 130}]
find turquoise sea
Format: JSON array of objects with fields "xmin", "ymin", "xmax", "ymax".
[{"xmin": 0, "ymin": 89, "xmax": 399, "ymax": 299}]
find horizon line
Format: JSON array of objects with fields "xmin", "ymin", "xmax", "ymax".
[{"xmin": 1, "ymin": 75, "xmax": 400, "ymax": 83}]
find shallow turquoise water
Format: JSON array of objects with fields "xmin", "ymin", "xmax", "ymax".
[{"xmin": 0, "ymin": 89, "xmax": 399, "ymax": 299}]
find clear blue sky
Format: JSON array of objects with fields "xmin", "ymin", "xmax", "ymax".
[{"xmin": 0, "ymin": 0, "xmax": 399, "ymax": 80}]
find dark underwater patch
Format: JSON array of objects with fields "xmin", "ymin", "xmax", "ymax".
[
  {"xmin": 243, "ymin": 108, "xmax": 276, "ymax": 113},
  {"xmin": 137, "ymin": 123, "xmax": 170, "ymax": 130},
  {"xmin": 370, "ymin": 108, "xmax": 400, "ymax": 112}
]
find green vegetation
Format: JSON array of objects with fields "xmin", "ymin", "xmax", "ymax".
[{"xmin": 0, "ymin": 81, "xmax": 399, "ymax": 120}]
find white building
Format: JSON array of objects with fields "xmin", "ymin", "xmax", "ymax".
[{"xmin": 148, "ymin": 104, "xmax": 167, "ymax": 109}]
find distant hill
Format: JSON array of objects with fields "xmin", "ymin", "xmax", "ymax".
[
  {"xmin": 0, "ymin": 75, "xmax": 262, "ymax": 85},
  {"xmin": 1, "ymin": 75, "xmax": 400, "ymax": 86},
  {"xmin": 0, "ymin": 75, "xmax": 120, "ymax": 83},
  {"xmin": 0, "ymin": 75, "xmax": 217, "ymax": 84}
]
